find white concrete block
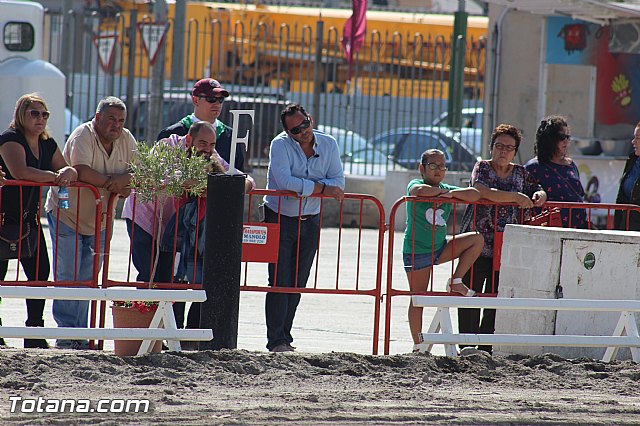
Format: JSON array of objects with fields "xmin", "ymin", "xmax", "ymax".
[
  {"xmin": 494, "ymin": 286, "xmax": 556, "ymax": 356},
  {"xmin": 499, "ymin": 267, "xmax": 533, "ymax": 290},
  {"xmin": 496, "ymin": 224, "xmax": 640, "ymax": 360}
]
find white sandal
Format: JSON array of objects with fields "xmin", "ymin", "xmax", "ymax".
[
  {"xmin": 446, "ymin": 278, "xmax": 476, "ymax": 297},
  {"xmin": 412, "ymin": 343, "xmax": 421, "ymax": 353}
]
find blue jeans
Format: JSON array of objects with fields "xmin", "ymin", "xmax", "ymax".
[
  {"xmin": 47, "ymin": 212, "xmax": 105, "ymax": 328},
  {"xmin": 264, "ymin": 208, "xmax": 319, "ymax": 350},
  {"xmin": 125, "ymin": 219, "xmax": 173, "ymax": 283},
  {"xmin": 402, "ymin": 245, "xmax": 447, "ymax": 272}
]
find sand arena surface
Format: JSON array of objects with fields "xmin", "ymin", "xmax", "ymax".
[{"xmin": 1, "ymin": 348, "xmax": 640, "ymax": 425}]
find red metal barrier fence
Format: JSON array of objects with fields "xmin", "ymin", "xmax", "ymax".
[
  {"xmin": 100, "ymin": 189, "xmax": 386, "ymax": 354},
  {"xmin": 383, "ymin": 196, "xmax": 640, "ymax": 355},
  {"xmin": 242, "ymin": 189, "xmax": 386, "ymax": 355},
  {"xmin": 0, "ymin": 181, "xmax": 102, "ymax": 287},
  {"xmin": 5, "ymin": 180, "xmax": 640, "ymax": 356},
  {"xmin": 102, "ymin": 193, "xmax": 198, "ymax": 290},
  {"xmin": 0, "ymin": 180, "xmax": 103, "ymax": 337}
]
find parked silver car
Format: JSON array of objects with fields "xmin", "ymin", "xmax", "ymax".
[
  {"xmin": 428, "ymin": 106, "xmax": 483, "ymax": 157},
  {"xmin": 371, "ymin": 127, "xmax": 477, "ymax": 172},
  {"xmin": 317, "ymin": 125, "xmax": 405, "ymax": 176}
]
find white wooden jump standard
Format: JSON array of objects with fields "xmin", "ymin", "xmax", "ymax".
[
  {"xmin": 412, "ymin": 296, "xmax": 640, "ymax": 362},
  {"xmin": 0, "ymin": 286, "xmax": 213, "ymax": 356}
]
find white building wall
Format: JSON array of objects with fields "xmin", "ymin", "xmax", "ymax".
[{"xmin": 484, "ymin": 7, "xmax": 597, "ymax": 164}]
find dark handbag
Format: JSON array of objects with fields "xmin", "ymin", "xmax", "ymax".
[
  {"xmin": 0, "ymin": 213, "xmax": 39, "ymax": 259},
  {"xmin": 0, "ymin": 142, "xmax": 42, "ymax": 260}
]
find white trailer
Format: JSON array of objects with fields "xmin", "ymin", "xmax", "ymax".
[{"xmin": 0, "ymin": 1, "xmax": 65, "ymax": 149}]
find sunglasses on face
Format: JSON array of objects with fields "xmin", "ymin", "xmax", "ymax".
[
  {"xmin": 558, "ymin": 133, "xmax": 571, "ymax": 141},
  {"xmin": 28, "ymin": 110, "xmax": 50, "ymax": 119},
  {"xmin": 493, "ymin": 142, "xmax": 516, "ymax": 152},
  {"xmin": 288, "ymin": 118, "xmax": 311, "ymax": 135},
  {"xmin": 423, "ymin": 162, "xmax": 447, "ymax": 171},
  {"xmin": 198, "ymin": 95, "xmax": 225, "ymax": 104}
]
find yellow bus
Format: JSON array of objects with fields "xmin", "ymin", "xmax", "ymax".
[{"xmin": 103, "ymin": 2, "xmax": 487, "ymax": 96}]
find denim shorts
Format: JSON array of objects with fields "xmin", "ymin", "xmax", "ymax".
[{"xmin": 403, "ymin": 245, "xmax": 446, "ymax": 272}]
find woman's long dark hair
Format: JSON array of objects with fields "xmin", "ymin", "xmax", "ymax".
[{"xmin": 535, "ymin": 115, "xmax": 568, "ymax": 163}]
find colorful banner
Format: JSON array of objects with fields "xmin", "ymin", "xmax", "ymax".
[
  {"xmin": 342, "ymin": 0, "xmax": 367, "ymax": 80},
  {"xmin": 595, "ymin": 27, "xmax": 640, "ymax": 125},
  {"xmin": 574, "ymin": 157, "xmax": 626, "ymax": 205},
  {"xmin": 546, "ymin": 17, "xmax": 640, "ymax": 126},
  {"xmin": 546, "ymin": 17, "xmax": 599, "ymax": 65}
]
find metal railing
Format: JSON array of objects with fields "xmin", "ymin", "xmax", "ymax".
[
  {"xmin": 383, "ymin": 196, "xmax": 640, "ymax": 354},
  {"xmin": 43, "ymin": 8, "xmax": 486, "ymax": 174}
]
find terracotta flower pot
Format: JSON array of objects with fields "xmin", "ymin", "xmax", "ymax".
[{"xmin": 111, "ymin": 305, "xmax": 162, "ymax": 356}]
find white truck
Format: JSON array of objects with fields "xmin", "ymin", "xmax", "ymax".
[{"xmin": 0, "ymin": 0, "xmax": 65, "ymax": 148}]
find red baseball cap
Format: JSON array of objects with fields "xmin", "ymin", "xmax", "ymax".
[{"xmin": 192, "ymin": 78, "xmax": 230, "ymax": 98}]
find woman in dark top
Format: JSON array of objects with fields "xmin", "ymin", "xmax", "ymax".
[
  {"xmin": 524, "ymin": 115, "xmax": 588, "ymax": 229},
  {"xmin": 614, "ymin": 121, "xmax": 640, "ymax": 231},
  {"xmin": 0, "ymin": 93, "xmax": 77, "ymax": 349}
]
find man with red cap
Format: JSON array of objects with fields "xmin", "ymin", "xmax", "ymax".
[
  {"xmin": 157, "ymin": 78, "xmax": 244, "ymax": 171},
  {"xmin": 150, "ymin": 79, "xmax": 245, "ymax": 331}
]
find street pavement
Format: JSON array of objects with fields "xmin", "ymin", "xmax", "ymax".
[{"xmin": 1, "ymin": 219, "xmax": 457, "ymax": 356}]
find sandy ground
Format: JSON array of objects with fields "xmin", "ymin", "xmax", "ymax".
[
  {"xmin": 3, "ymin": 221, "xmax": 640, "ymax": 424},
  {"xmin": 1, "ymin": 221, "xmax": 422, "ymax": 355},
  {"xmin": 1, "ymin": 348, "xmax": 640, "ymax": 425}
]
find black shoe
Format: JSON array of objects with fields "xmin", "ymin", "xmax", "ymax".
[
  {"xmin": 24, "ymin": 339, "xmax": 50, "ymax": 349},
  {"xmin": 24, "ymin": 319, "xmax": 48, "ymax": 349},
  {"xmin": 477, "ymin": 345, "xmax": 493, "ymax": 354},
  {"xmin": 0, "ymin": 337, "xmax": 6, "ymax": 347},
  {"xmin": 181, "ymin": 341, "xmax": 199, "ymax": 351}
]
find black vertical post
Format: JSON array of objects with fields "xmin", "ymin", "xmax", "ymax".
[{"xmin": 200, "ymin": 173, "xmax": 245, "ymax": 350}]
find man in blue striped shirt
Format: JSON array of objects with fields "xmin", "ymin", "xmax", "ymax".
[{"xmin": 263, "ymin": 103, "xmax": 345, "ymax": 352}]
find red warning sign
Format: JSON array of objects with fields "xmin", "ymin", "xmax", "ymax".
[
  {"xmin": 241, "ymin": 223, "xmax": 280, "ymax": 263},
  {"xmin": 138, "ymin": 22, "xmax": 169, "ymax": 66},
  {"xmin": 93, "ymin": 32, "xmax": 118, "ymax": 72}
]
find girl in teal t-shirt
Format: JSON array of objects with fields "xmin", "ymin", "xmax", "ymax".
[{"xmin": 403, "ymin": 149, "xmax": 484, "ymax": 352}]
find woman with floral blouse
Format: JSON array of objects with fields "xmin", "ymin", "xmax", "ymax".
[{"xmin": 459, "ymin": 124, "xmax": 546, "ymax": 354}]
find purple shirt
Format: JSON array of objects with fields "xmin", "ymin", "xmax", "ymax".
[{"xmin": 524, "ymin": 157, "xmax": 587, "ymax": 229}]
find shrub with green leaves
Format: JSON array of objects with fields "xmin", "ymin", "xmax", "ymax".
[
  {"xmin": 126, "ymin": 139, "xmax": 213, "ymax": 288},
  {"xmin": 129, "ymin": 139, "xmax": 211, "ymax": 203}
]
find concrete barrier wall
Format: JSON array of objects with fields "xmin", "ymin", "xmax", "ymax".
[{"xmin": 496, "ymin": 224, "xmax": 640, "ymax": 360}]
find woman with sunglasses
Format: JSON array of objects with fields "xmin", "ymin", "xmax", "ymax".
[
  {"xmin": 524, "ymin": 115, "xmax": 588, "ymax": 229},
  {"xmin": 0, "ymin": 93, "xmax": 77, "ymax": 349},
  {"xmin": 458, "ymin": 124, "xmax": 546, "ymax": 354}
]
